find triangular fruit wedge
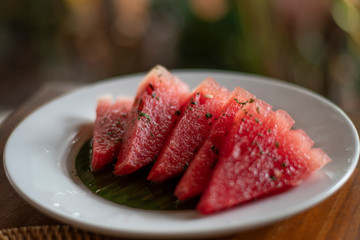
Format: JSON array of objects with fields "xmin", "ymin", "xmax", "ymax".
[
  {"xmin": 114, "ymin": 65, "xmax": 190, "ymax": 175},
  {"xmin": 197, "ymin": 99, "xmax": 331, "ymax": 214},
  {"xmin": 91, "ymin": 96, "xmax": 133, "ymax": 171},
  {"xmin": 147, "ymin": 77, "xmax": 231, "ymax": 182},
  {"xmin": 174, "ymin": 87, "xmax": 255, "ymax": 200}
]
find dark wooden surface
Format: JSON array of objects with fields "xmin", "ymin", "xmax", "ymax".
[{"xmin": 0, "ymin": 84, "xmax": 359, "ymax": 240}]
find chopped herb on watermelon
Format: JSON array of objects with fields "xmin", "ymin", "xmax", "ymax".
[
  {"xmin": 210, "ymin": 145, "xmax": 219, "ymax": 155},
  {"xmin": 234, "ymin": 98, "xmax": 248, "ymax": 105},
  {"xmin": 205, "ymin": 112, "xmax": 213, "ymax": 119},
  {"xmin": 209, "ymin": 159, "xmax": 218, "ymax": 169},
  {"xmin": 149, "ymin": 84, "xmax": 155, "ymax": 91},
  {"xmin": 270, "ymin": 175, "xmax": 277, "ymax": 181},
  {"xmin": 138, "ymin": 112, "xmax": 151, "ymax": 122}
]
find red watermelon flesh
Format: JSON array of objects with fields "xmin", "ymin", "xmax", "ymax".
[
  {"xmin": 114, "ymin": 65, "xmax": 190, "ymax": 175},
  {"xmin": 147, "ymin": 77, "xmax": 231, "ymax": 182},
  {"xmin": 174, "ymin": 87, "xmax": 255, "ymax": 201},
  {"xmin": 91, "ymin": 96, "xmax": 133, "ymax": 172},
  {"xmin": 196, "ymin": 99, "xmax": 331, "ymax": 214}
]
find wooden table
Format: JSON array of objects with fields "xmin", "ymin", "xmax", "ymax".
[{"xmin": 0, "ymin": 84, "xmax": 359, "ymax": 240}]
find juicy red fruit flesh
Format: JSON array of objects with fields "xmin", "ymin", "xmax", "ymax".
[
  {"xmin": 147, "ymin": 78, "xmax": 230, "ymax": 182},
  {"xmin": 114, "ymin": 65, "xmax": 190, "ymax": 175},
  {"xmin": 91, "ymin": 96, "xmax": 133, "ymax": 172},
  {"xmin": 174, "ymin": 87, "xmax": 255, "ymax": 201},
  {"xmin": 197, "ymin": 99, "xmax": 330, "ymax": 214}
]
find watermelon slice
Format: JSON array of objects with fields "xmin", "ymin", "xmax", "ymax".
[
  {"xmin": 91, "ymin": 96, "xmax": 133, "ymax": 171},
  {"xmin": 174, "ymin": 87, "xmax": 255, "ymax": 201},
  {"xmin": 147, "ymin": 77, "xmax": 231, "ymax": 182},
  {"xmin": 114, "ymin": 65, "xmax": 190, "ymax": 175},
  {"xmin": 197, "ymin": 99, "xmax": 331, "ymax": 214}
]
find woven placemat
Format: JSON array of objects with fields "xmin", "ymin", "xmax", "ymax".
[{"xmin": 0, "ymin": 225, "xmax": 119, "ymax": 240}]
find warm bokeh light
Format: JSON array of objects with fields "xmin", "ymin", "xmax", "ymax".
[{"xmin": 0, "ymin": 0, "xmax": 359, "ymax": 112}]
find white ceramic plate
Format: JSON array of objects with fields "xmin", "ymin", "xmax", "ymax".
[{"xmin": 4, "ymin": 70, "xmax": 359, "ymax": 239}]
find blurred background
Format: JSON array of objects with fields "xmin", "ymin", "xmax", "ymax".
[{"xmin": 0, "ymin": 0, "xmax": 359, "ymax": 114}]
